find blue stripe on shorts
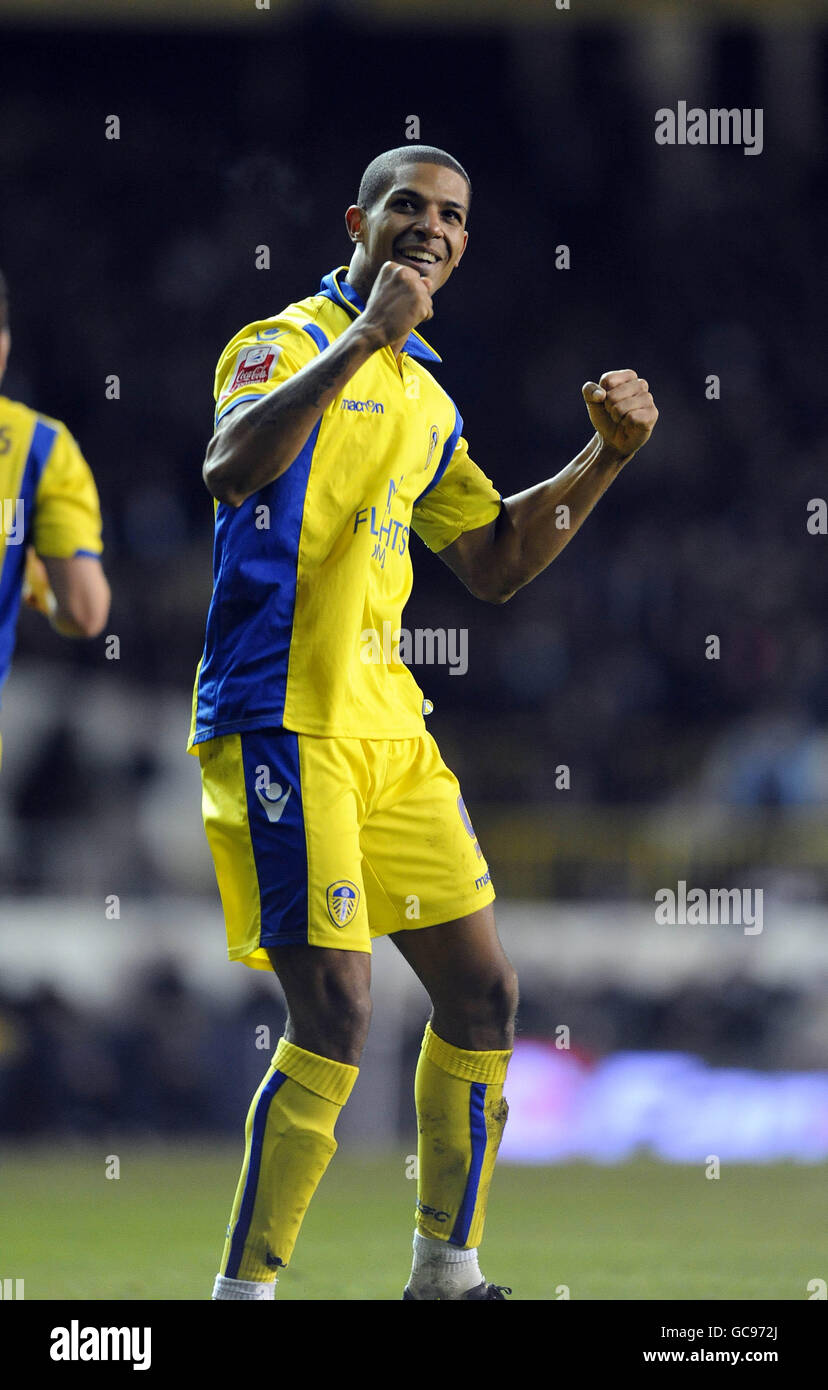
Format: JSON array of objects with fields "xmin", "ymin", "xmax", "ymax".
[{"xmin": 240, "ymin": 728, "xmax": 310, "ymax": 948}]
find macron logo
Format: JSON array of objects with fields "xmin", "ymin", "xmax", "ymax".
[{"xmin": 341, "ymin": 398, "xmax": 384, "ymax": 414}]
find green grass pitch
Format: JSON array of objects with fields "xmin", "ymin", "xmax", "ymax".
[{"xmin": 1, "ymin": 1146, "xmax": 824, "ymax": 1300}]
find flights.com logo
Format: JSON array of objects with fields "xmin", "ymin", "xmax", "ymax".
[
  {"xmin": 50, "ymin": 1321, "xmax": 151, "ymax": 1371},
  {"xmin": 341, "ymin": 397, "xmax": 384, "ymax": 413},
  {"xmin": 360, "ymin": 621, "xmax": 468, "ymax": 676},
  {"xmin": 654, "ymin": 880, "xmax": 763, "ymax": 935}
]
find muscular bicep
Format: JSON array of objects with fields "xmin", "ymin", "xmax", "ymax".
[
  {"xmin": 434, "ymin": 512, "xmax": 500, "ymax": 598},
  {"xmin": 211, "ymin": 393, "xmax": 264, "ymax": 439},
  {"xmin": 435, "ymin": 497, "xmax": 527, "ymax": 605}
]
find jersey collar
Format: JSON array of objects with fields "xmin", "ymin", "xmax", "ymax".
[{"xmin": 317, "ymin": 266, "xmax": 442, "ymax": 365}]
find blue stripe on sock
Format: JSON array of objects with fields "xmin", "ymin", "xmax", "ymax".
[
  {"xmin": 225, "ymin": 1068, "xmax": 289, "ymax": 1278},
  {"xmin": 449, "ymin": 1081, "xmax": 488, "ymax": 1247}
]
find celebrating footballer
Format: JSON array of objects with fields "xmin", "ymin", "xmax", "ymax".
[{"xmin": 188, "ymin": 145, "xmax": 658, "ymax": 1301}]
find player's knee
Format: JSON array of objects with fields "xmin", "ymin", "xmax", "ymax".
[
  {"xmin": 312, "ymin": 971, "xmax": 372, "ymax": 1063},
  {"xmin": 440, "ymin": 960, "xmax": 518, "ymax": 1044},
  {"xmin": 485, "ymin": 962, "xmax": 519, "ymax": 1032}
]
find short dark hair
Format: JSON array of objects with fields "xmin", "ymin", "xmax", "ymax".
[
  {"xmin": 357, "ymin": 146, "xmax": 471, "ymax": 214},
  {"xmin": 0, "ymin": 269, "xmax": 8, "ymax": 333}
]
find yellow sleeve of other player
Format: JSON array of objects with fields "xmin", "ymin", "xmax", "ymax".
[
  {"xmin": 410, "ymin": 434, "xmax": 501, "ymax": 554},
  {"xmin": 31, "ymin": 420, "xmax": 104, "ymax": 559},
  {"xmin": 213, "ymin": 316, "xmax": 322, "ymax": 428}
]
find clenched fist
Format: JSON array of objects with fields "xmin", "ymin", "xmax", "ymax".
[
  {"xmin": 582, "ymin": 369, "xmax": 658, "ymax": 461},
  {"xmin": 360, "ymin": 261, "xmax": 434, "ymax": 351}
]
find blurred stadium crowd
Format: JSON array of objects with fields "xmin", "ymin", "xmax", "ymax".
[{"xmin": 0, "ymin": 957, "xmax": 819, "ymax": 1139}]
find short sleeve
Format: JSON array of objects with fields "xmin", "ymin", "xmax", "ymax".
[
  {"xmin": 411, "ymin": 435, "xmax": 501, "ymax": 553},
  {"xmin": 32, "ymin": 423, "xmax": 104, "ymax": 559},
  {"xmin": 213, "ymin": 318, "xmax": 322, "ymax": 427}
]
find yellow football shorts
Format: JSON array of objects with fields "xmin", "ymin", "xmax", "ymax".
[{"xmin": 197, "ymin": 727, "xmax": 495, "ymax": 966}]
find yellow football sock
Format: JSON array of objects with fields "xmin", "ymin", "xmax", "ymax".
[
  {"xmin": 220, "ymin": 1038, "xmax": 358, "ymax": 1282},
  {"xmin": 414, "ymin": 1023, "xmax": 511, "ymax": 1250}
]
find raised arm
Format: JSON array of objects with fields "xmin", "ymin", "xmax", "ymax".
[
  {"xmin": 437, "ymin": 370, "xmax": 658, "ymax": 603},
  {"xmin": 203, "ymin": 263, "xmax": 433, "ymax": 508}
]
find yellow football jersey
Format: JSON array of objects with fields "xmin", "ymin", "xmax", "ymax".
[
  {"xmin": 188, "ymin": 266, "xmax": 501, "ymax": 747},
  {"xmin": 0, "ymin": 396, "xmax": 104, "ymax": 699}
]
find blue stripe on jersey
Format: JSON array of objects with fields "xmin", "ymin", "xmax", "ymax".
[
  {"xmin": 0, "ymin": 419, "xmax": 58, "ymax": 701},
  {"xmin": 449, "ymin": 1081, "xmax": 488, "ymax": 1247},
  {"xmin": 241, "ymin": 728, "xmax": 309, "ymax": 947},
  {"xmin": 72, "ymin": 548, "xmax": 102, "ymax": 559},
  {"xmin": 215, "ymin": 391, "xmax": 268, "ymax": 427},
  {"xmin": 301, "ymin": 322, "xmax": 329, "ymax": 353},
  {"xmin": 191, "ymin": 420, "xmax": 322, "ymax": 743},
  {"xmin": 225, "ymin": 1067, "xmax": 289, "ymax": 1279},
  {"xmin": 413, "ymin": 406, "xmax": 463, "ymax": 505}
]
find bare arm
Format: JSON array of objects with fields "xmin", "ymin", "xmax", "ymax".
[
  {"xmin": 437, "ymin": 370, "xmax": 658, "ymax": 603},
  {"xmin": 203, "ymin": 262, "xmax": 434, "ymax": 508},
  {"xmin": 24, "ymin": 549, "xmax": 111, "ymax": 637}
]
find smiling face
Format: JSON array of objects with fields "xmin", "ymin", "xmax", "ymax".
[{"xmin": 345, "ymin": 162, "xmax": 469, "ymax": 301}]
